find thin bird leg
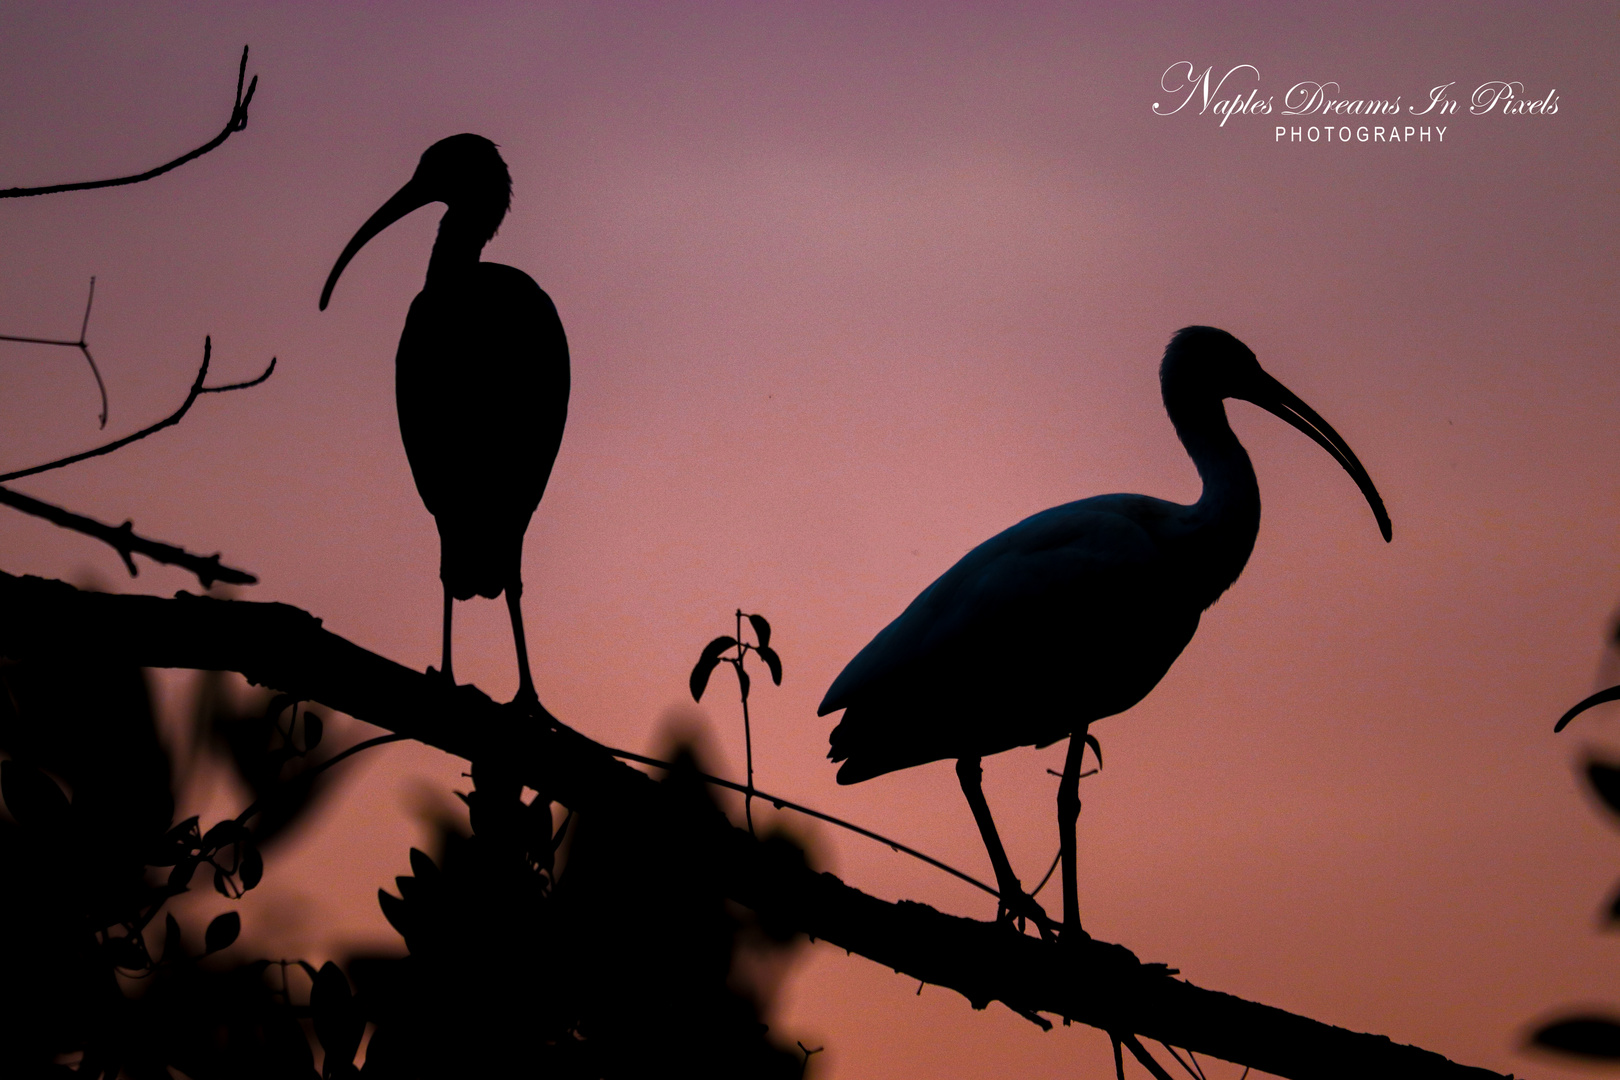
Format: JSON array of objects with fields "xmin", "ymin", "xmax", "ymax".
[
  {"xmin": 1058, "ymin": 722, "xmax": 1090, "ymax": 941},
  {"xmin": 440, "ymin": 581, "xmax": 456, "ymax": 685},
  {"xmin": 506, "ymin": 581, "xmax": 538, "ymax": 707},
  {"xmin": 956, "ymin": 757, "xmax": 1055, "ymax": 939}
]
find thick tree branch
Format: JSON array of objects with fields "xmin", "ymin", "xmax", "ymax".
[
  {"xmin": 0, "ymin": 570, "xmax": 1515, "ymax": 1080},
  {"xmin": 0, "ymin": 47, "xmax": 257, "ymax": 199}
]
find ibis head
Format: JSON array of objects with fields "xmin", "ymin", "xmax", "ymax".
[
  {"xmin": 1163, "ymin": 326, "xmax": 1390, "ymax": 543},
  {"xmin": 320, "ymin": 134, "xmax": 513, "ymax": 310}
]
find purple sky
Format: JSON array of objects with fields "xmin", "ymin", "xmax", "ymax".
[{"xmin": 2, "ymin": 4, "xmax": 1617, "ymax": 1077}]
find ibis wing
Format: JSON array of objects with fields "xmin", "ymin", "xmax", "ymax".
[{"xmin": 819, "ymin": 499, "xmax": 1166, "ymax": 717}]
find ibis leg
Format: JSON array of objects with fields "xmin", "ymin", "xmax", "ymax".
[
  {"xmin": 506, "ymin": 581, "xmax": 537, "ymax": 706},
  {"xmin": 956, "ymin": 757, "xmax": 1054, "ymax": 938},
  {"xmin": 1058, "ymin": 723, "xmax": 1090, "ymax": 941},
  {"xmin": 440, "ymin": 582, "xmax": 455, "ymax": 685}
]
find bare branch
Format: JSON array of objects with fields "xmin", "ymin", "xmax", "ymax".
[
  {"xmin": 1, "ymin": 278, "xmax": 110, "ymax": 427},
  {"xmin": 0, "ymin": 484, "xmax": 256, "ymax": 586},
  {"xmin": 0, "ymin": 47, "xmax": 258, "ymax": 199},
  {"xmin": 605, "ymin": 743, "xmax": 1000, "ymax": 899},
  {"xmin": 0, "ymin": 571, "xmax": 1516, "ymax": 1080},
  {"xmin": 0, "ymin": 337, "xmax": 276, "ymax": 484}
]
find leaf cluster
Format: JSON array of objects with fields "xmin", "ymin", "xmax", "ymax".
[
  {"xmin": 690, "ymin": 612, "xmax": 783, "ymax": 704},
  {"xmin": 0, "ymin": 649, "xmax": 327, "ymax": 1078}
]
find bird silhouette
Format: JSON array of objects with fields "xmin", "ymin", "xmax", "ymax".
[
  {"xmin": 320, "ymin": 134, "xmax": 569, "ymax": 705},
  {"xmin": 819, "ymin": 327, "xmax": 1390, "ymax": 940}
]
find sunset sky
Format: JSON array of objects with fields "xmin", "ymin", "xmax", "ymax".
[{"xmin": 1, "ymin": 3, "xmax": 1617, "ymax": 1077}]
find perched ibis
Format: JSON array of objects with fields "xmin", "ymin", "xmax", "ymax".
[
  {"xmin": 320, "ymin": 134, "xmax": 569, "ymax": 705},
  {"xmin": 819, "ymin": 326, "xmax": 1390, "ymax": 940}
]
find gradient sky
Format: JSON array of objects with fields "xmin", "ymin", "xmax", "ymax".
[{"xmin": 1, "ymin": 3, "xmax": 1617, "ymax": 1077}]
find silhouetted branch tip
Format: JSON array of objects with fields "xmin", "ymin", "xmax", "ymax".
[
  {"xmin": 0, "ymin": 47, "xmax": 257, "ymax": 199},
  {"xmin": 201, "ymin": 355, "xmax": 277, "ymax": 393},
  {"xmin": 1555, "ymin": 683, "xmax": 1620, "ymax": 731},
  {"xmin": 0, "ymin": 336, "xmax": 276, "ymax": 486},
  {"xmin": 0, "ymin": 485, "xmax": 258, "ymax": 587}
]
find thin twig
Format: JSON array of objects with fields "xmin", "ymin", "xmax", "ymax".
[
  {"xmin": 1157, "ymin": 1040, "xmax": 1203, "ymax": 1080},
  {"xmin": 1122, "ymin": 1034, "xmax": 1177, "ymax": 1080},
  {"xmin": 0, "ymin": 484, "xmax": 256, "ymax": 587},
  {"xmin": 0, "ymin": 337, "xmax": 276, "ymax": 484},
  {"xmin": 232, "ymin": 733, "xmax": 407, "ymax": 829},
  {"xmin": 1031, "ymin": 849, "xmax": 1062, "ymax": 897},
  {"xmin": 604, "ymin": 744, "xmax": 1001, "ymax": 900},
  {"xmin": 0, "ymin": 278, "xmax": 109, "ymax": 427},
  {"xmin": 0, "ymin": 47, "xmax": 257, "ymax": 199},
  {"xmin": 736, "ymin": 608, "xmax": 756, "ymax": 836}
]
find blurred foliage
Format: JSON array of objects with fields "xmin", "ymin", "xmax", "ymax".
[
  {"xmin": 0, "ymin": 639, "xmax": 806, "ymax": 1078},
  {"xmin": 1534, "ymin": 610, "xmax": 1620, "ymax": 1063}
]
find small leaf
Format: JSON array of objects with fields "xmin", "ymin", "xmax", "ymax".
[
  {"xmin": 1084, "ymin": 733, "xmax": 1103, "ymax": 770},
  {"xmin": 1533, "ymin": 1016, "xmax": 1620, "ymax": 1059},
  {"xmin": 706, "ymin": 635, "xmax": 739, "ymax": 655},
  {"xmin": 756, "ymin": 645, "xmax": 783, "ymax": 686},
  {"xmin": 690, "ymin": 637, "xmax": 732, "ymax": 703},
  {"xmin": 169, "ymin": 859, "xmax": 198, "ymax": 891},
  {"xmin": 408, "ymin": 847, "xmax": 438, "ymax": 883},
  {"xmin": 747, "ymin": 613, "xmax": 772, "ymax": 649},
  {"xmin": 303, "ymin": 712, "xmax": 324, "ymax": 753},
  {"xmin": 736, "ymin": 665, "xmax": 751, "ymax": 702},
  {"xmin": 240, "ymin": 845, "xmax": 264, "ymax": 891},
  {"xmin": 378, "ymin": 889, "xmax": 410, "ymax": 939},
  {"xmin": 213, "ymin": 868, "xmax": 230, "ymax": 897},
  {"xmin": 689, "ymin": 655, "xmax": 719, "ymax": 702},
  {"xmin": 1588, "ymin": 760, "xmax": 1620, "ymax": 820},
  {"xmin": 202, "ymin": 819, "xmax": 243, "ymax": 850},
  {"xmin": 204, "ymin": 911, "xmax": 241, "ymax": 954},
  {"xmin": 1, "ymin": 760, "xmax": 70, "ymax": 832}
]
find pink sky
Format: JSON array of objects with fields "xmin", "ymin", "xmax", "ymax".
[{"xmin": 1, "ymin": 3, "xmax": 1617, "ymax": 1077}]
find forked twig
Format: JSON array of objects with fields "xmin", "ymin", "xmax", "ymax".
[
  {"xmin": 0, "ymin": 47, "xmax": 258, "ymax": 199},
  {"xmin": 0, "ymin": 278, "xmax": 108, "ymax": 427},
  {"xmin": 0, "ymin": 336, "xmax": 275, "ymax": 485},
  {"xmin": 0, "ymin": 337, "xmax": 274, "ymax": 586}
]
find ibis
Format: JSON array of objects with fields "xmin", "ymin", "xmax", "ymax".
[
  {"xmin": 819, "ymin": 326, "xmax": 1390, "ymax": 940},
  {"xmin": 321, "ymin": 134, "xmax": 569, "ymax": 705}
]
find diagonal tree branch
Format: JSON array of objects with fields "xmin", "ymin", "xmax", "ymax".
[
  {"xmin": 0, "ymin": 336, "xmax": 275, "ymax": 485},
  {"xmin": 0, "ymin": 485, "xmax": 255, "ymax": 587},
  {"xmin": 0, "ymin": 47, "xmax": 257, "ymax": 199},
  {"xmin": 0, "ymin": 570, "xmax": 1515, "ymax": 1080}
]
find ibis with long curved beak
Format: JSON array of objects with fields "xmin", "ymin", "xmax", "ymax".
[
  {"xmin": 819, "ymin": 326, "xmax": 1390, "ymax": 941},
  {"xmin": 320, "ymin": 134, "xmax": 569, "ymax": 705}
]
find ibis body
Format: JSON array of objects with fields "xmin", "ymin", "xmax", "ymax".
[
  {"xmin": 819, "ymin": 326, "xmax": 1390, "ymax": 938},
  {"xmin": 321, "ymin": 135, "xmax": 569, "ymax": 702}
]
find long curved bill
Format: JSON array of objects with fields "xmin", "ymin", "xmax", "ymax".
[
  {"xmin": 1244, "ymin": 372, "xmax": 1392, "ymax": 542},
  {"xmin": 319, "ymin": 179, "xmax": 433, "ymax": 310}
]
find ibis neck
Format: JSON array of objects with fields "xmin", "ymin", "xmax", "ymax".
[
  {"xmin": 424, "ymin": 206, "xmax": 492, "ymax": 289},
  {"xmin": 1165, "ymin": 391, "xmax": 1261, "ymax": 607}
]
